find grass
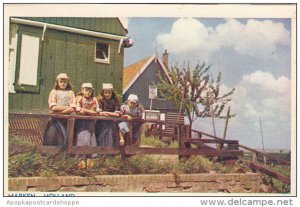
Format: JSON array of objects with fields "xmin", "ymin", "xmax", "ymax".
[
  {"xmin": 8, "ymin": 134, "xmax": 290, "ymax": 193},
  {"xmin": 140, "ymin": 134, "xmax": 179, "ymax": 148},
  {"xmin": 9, "ymin": 135, "xmax": 35, "ymax": 147},
  {"xmin": 140, "ymin": 134, "xmax": 169, "ymax": 148},
  {"xmin": 8, "ymin": 153, "xmax": 215, "ymax": 177},
  {"xmin": 8, "ymin": 134, "xmax": 252, "ymax": 177}
]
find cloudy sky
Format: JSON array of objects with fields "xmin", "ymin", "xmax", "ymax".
[{"xmin": 124, "ymin": 17, "xmax": 291, "ymax": 150}]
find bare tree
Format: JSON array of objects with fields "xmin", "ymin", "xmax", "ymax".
[{"xmin": 157, "ymin": 63, "xmax": 235, "ymax": 126}]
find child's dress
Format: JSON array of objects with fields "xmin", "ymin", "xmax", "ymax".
[
  {"xmin": 96, "ymin": 97, "xmax": 121, "ymax": 147},
  {"xmin": 74, "ymin": 96, "xmax": 98, "ymax": 148},
  {"xmin": 43, "ymin": 89, "xmax": 76, "ymax": 148},
  {"xmin": 118, "ymin": 103, "xmax": 144, "ymax": 146}
]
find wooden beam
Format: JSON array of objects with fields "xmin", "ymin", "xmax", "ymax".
[
  {"xmin": 67, "ymin": 117, "xmax": 75, "ymax": 153},
  {"xmin": 186, "ymin": 139, "xmax": 238, "ymax": 144},
  {"xmin": 9, "ymin": 146, "xmax": 66, "ymax": 156},
  {"xmin": 246, "ymin": 161, "xmax": 290, "ymax": 185},
  {"xmin": 125, "ymin": 147, "xmax": 243, "ymax": 157},
  {"xmin": 239, "ymin": 144, "xmax": 290, "ymax": 166},
  {"xmin": 68, "ymin": 146, "xmax": 120, "ymax": 155}
]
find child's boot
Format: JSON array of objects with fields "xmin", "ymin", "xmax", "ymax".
[
  {"xmin": 86, "ymin": 159, "xmax": 94, "ymax": 169},
  {"xmin": 78, "ymin": 159, "xmax": 87, "ymax": 169}
]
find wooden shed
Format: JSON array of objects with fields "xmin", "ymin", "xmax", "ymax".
[{"xmin": 8, "ymin": 17, "xmax": 129, "ymax": 111}]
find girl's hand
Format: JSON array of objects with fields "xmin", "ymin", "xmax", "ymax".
[
  {"xmin": 79, "ymin": 108, "xmax": 87, "ymax": 114},
  {"xmin": 99, "ymin": 112, "xmax": 108, "ymax": 116},
  {"xmin": 122, "ymin": 115, "xmax": 132, "ymax": 120},
  {"xmin": 61, "ymin": 107, "xmax": 74, "ymax": 114}
]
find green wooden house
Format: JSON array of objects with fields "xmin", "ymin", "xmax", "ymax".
[{"xmin": 8, "ymin": 17, "xmax": 129, "ymax": 111}]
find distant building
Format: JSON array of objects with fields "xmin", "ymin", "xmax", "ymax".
[
  {"xmin": 123, "ymin": 50, "xmax": 184, "ymax": 128},
  {"xmin": 9, "ymin": 17, "xmax": 130, "ymax": 111}
]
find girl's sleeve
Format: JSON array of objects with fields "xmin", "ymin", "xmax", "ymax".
[
  {"xmin": 120, "ymin": 104, "xmax": 126, "ymax": 115},
  {"xmin": 94, "ymin": 98, "xmax": 100, "ymax": 112},
  {"xmin": 48, "ymin": 90, "xmax": 57, "ymax": 109},
  {"xmin": 114, "ymin": 98, "xmax": 121, "ymax": 114},
  {"xmin": 138, "ymin": 105, "xmax": 145, "ymax": 118},
  {"xmin": 97, "ymin": 99, "xmax": 103, "ymax": 112},
  {"xmin": 76, "ymin": 96, "xmax": 82, "ymax": 112},
  {"xmin": 70, "ymin": 91, "xmax": 76, "ymax": 108}
]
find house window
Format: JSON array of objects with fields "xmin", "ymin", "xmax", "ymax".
[
  {"xmin": 95, "ymin": 42, "xmax": 110, "ymax": 64},
  {"xmin": 149, "ymin": 85, "xmax": 158, "ymax": 99},
  {"xmin": 14, "ymin": 29, "xmax": 42, "ymax": 93}
]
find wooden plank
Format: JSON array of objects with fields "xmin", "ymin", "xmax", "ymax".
[
  {"xmin": 75, "ymin": 37, "xmax": 88, "ymax": 91},
  {"xmin": 62, "ymin": 18, "xmax": 69, "ymax": 27},
  {"xmin": 186, "ymin": 139, "xmax": 239, "ymax": 144},
  {"xmin": 191, "ymin": 129, "xmax": 224, "ymax": 140},
  {"xmin": 114, "ymin": 40, "xmax": 124, "ymax": 94},
  {"xmin": 89, "ymin": 18, "xmax": 96, "ymax": 32},
  {"xmin": 9, "ymin": 94, "xmax": 22, "ymax": 111},
  {"xmin": 44, "ymin": 17, "xmax": 51, "ymax": 24},
  {"xmin": 54, "ymin": 33, "xmax": 67, "ymax": 75},
  {"xmin": 68, "ymin": 146, "xmax": 120, "ymax": 155},
  {"xmin": 49, "ymin": 17, "xmax": 55, "ymax": 24},
  {"xmin": 192, "ymin": 128, "xmax": 290, "ymax": 166},
  {"xmin": 247, "ymin": 161, "xmax": 290, "ymax": 185},
  {"xmin": 84, "ymin": 18, "xmax": 90, "ymax": 30},
  {"xmin": 73, "ymin": 17, "xmax": 79, "ymax": 28},
  {"xmin": 38, "ymin": 36, "xmax": 48, "ymax": 109},
  {"xmin": 125, "ymin": 147, "xmax": 243, "ymax": 157},
  {"xmin": 77, "ymin": 18, "xmax": 85, "ymax": 29},
  {"xmin": 56, "ymin": 18, "xmax": 63, "ymax": 26},
  {"xmin": 43, "ymin": 32, "xmax": 57, "ymax": 108},
  {"xmin": 21, "ymin": 93, "xmax": 33, "ymax": 110},
  {"xmin": 94, "ymin": 18, "xmax": 102, "ymax": 33},
  {"xmin": 65, "ymin": 33, "xmax": 78, "ymax": 89},
  {"xmin": 239, "ymin": 144, "xmax": 290, "ymax": 166},
  {"xmin": 86, "ymin": 41, "xmax": 97, "ymax": 91},
  {"xmin": 31, "ymin": 33, "xmax": 47, "ymax": 110},
  {"xmin": 9, "ymin": 113, "xmax": 184, "ymax": 125},
  {"xmin": 67, "ymin": 17, "xmax": 74, "ymax": 27},
  {"xmin": 107, "ymin": 18, "xmax": 115, "ymax": 34},
  {"xmin": 67, "ymin": 117, "xmax": 75, "ymax": 153}
]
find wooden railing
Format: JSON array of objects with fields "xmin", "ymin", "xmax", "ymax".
[
  {"xmin": 9, "ymin": 113, "xmax": 243, "ymax": 158},
  {"xmin": 191, "ymin": 128, "xmax": 290, "ymax": 185}
]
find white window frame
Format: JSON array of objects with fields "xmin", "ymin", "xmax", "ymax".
[
  {"xmin": 8, "ymin": 24, "xmax": 18, "ymax": 93},
  {"xmin": 94, "ymin": 42, "xmax": 110, "ymax": 64}
]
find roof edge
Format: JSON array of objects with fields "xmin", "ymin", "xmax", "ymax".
[
  {"xmin": 123, "ymin": 55, "xmax": 156, "ymax": 95},
  {"xmin": 122, "ymin": 54, "xmax": 173, "ymax": 95}
]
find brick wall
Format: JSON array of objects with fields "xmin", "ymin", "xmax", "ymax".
[{"xmin": 9, "ymin": 173, "xmax": 261, "ymax": 193}]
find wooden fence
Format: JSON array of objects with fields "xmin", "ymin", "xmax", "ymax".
[{"xmin": 9, "ymin": 113, "xmax": 243, "ymax": 158}]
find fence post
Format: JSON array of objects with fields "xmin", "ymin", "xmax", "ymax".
[
  {"xmin": 67, "ymin": 116, "xmax": 75, "ymax": 154},
  {"xmin": 252, "ymin": 152, "xmax": 257, "ymax": 163},
  {"xmin": 128, "ymin": 121, "xmax": 133, "ymax": 146},
  {"xmin": 178, "ymin": 124, "xmax": 185, "ymax": 159}
]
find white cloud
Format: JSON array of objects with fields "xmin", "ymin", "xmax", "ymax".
[
  {"xmin": 157, "ymin": 18, "xmax": 290, "ymax": 60},
  {"xmin": 242, "ymin": 69, "xmax": 290, "ymax": 94},
  {"xmin": 231, "ymin": 71, "xmax": 291, "ymax": 148},
  {"xmin": 193, "ymin": 70, "xmax": 291, "ymax": 149},
  {"xmin": 157, "ymin": 18, "xmax": 217, "ymax": 55},
  {"xmin": 236, "ymin": 71, "xmax": 291, "ymax": 115}
]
